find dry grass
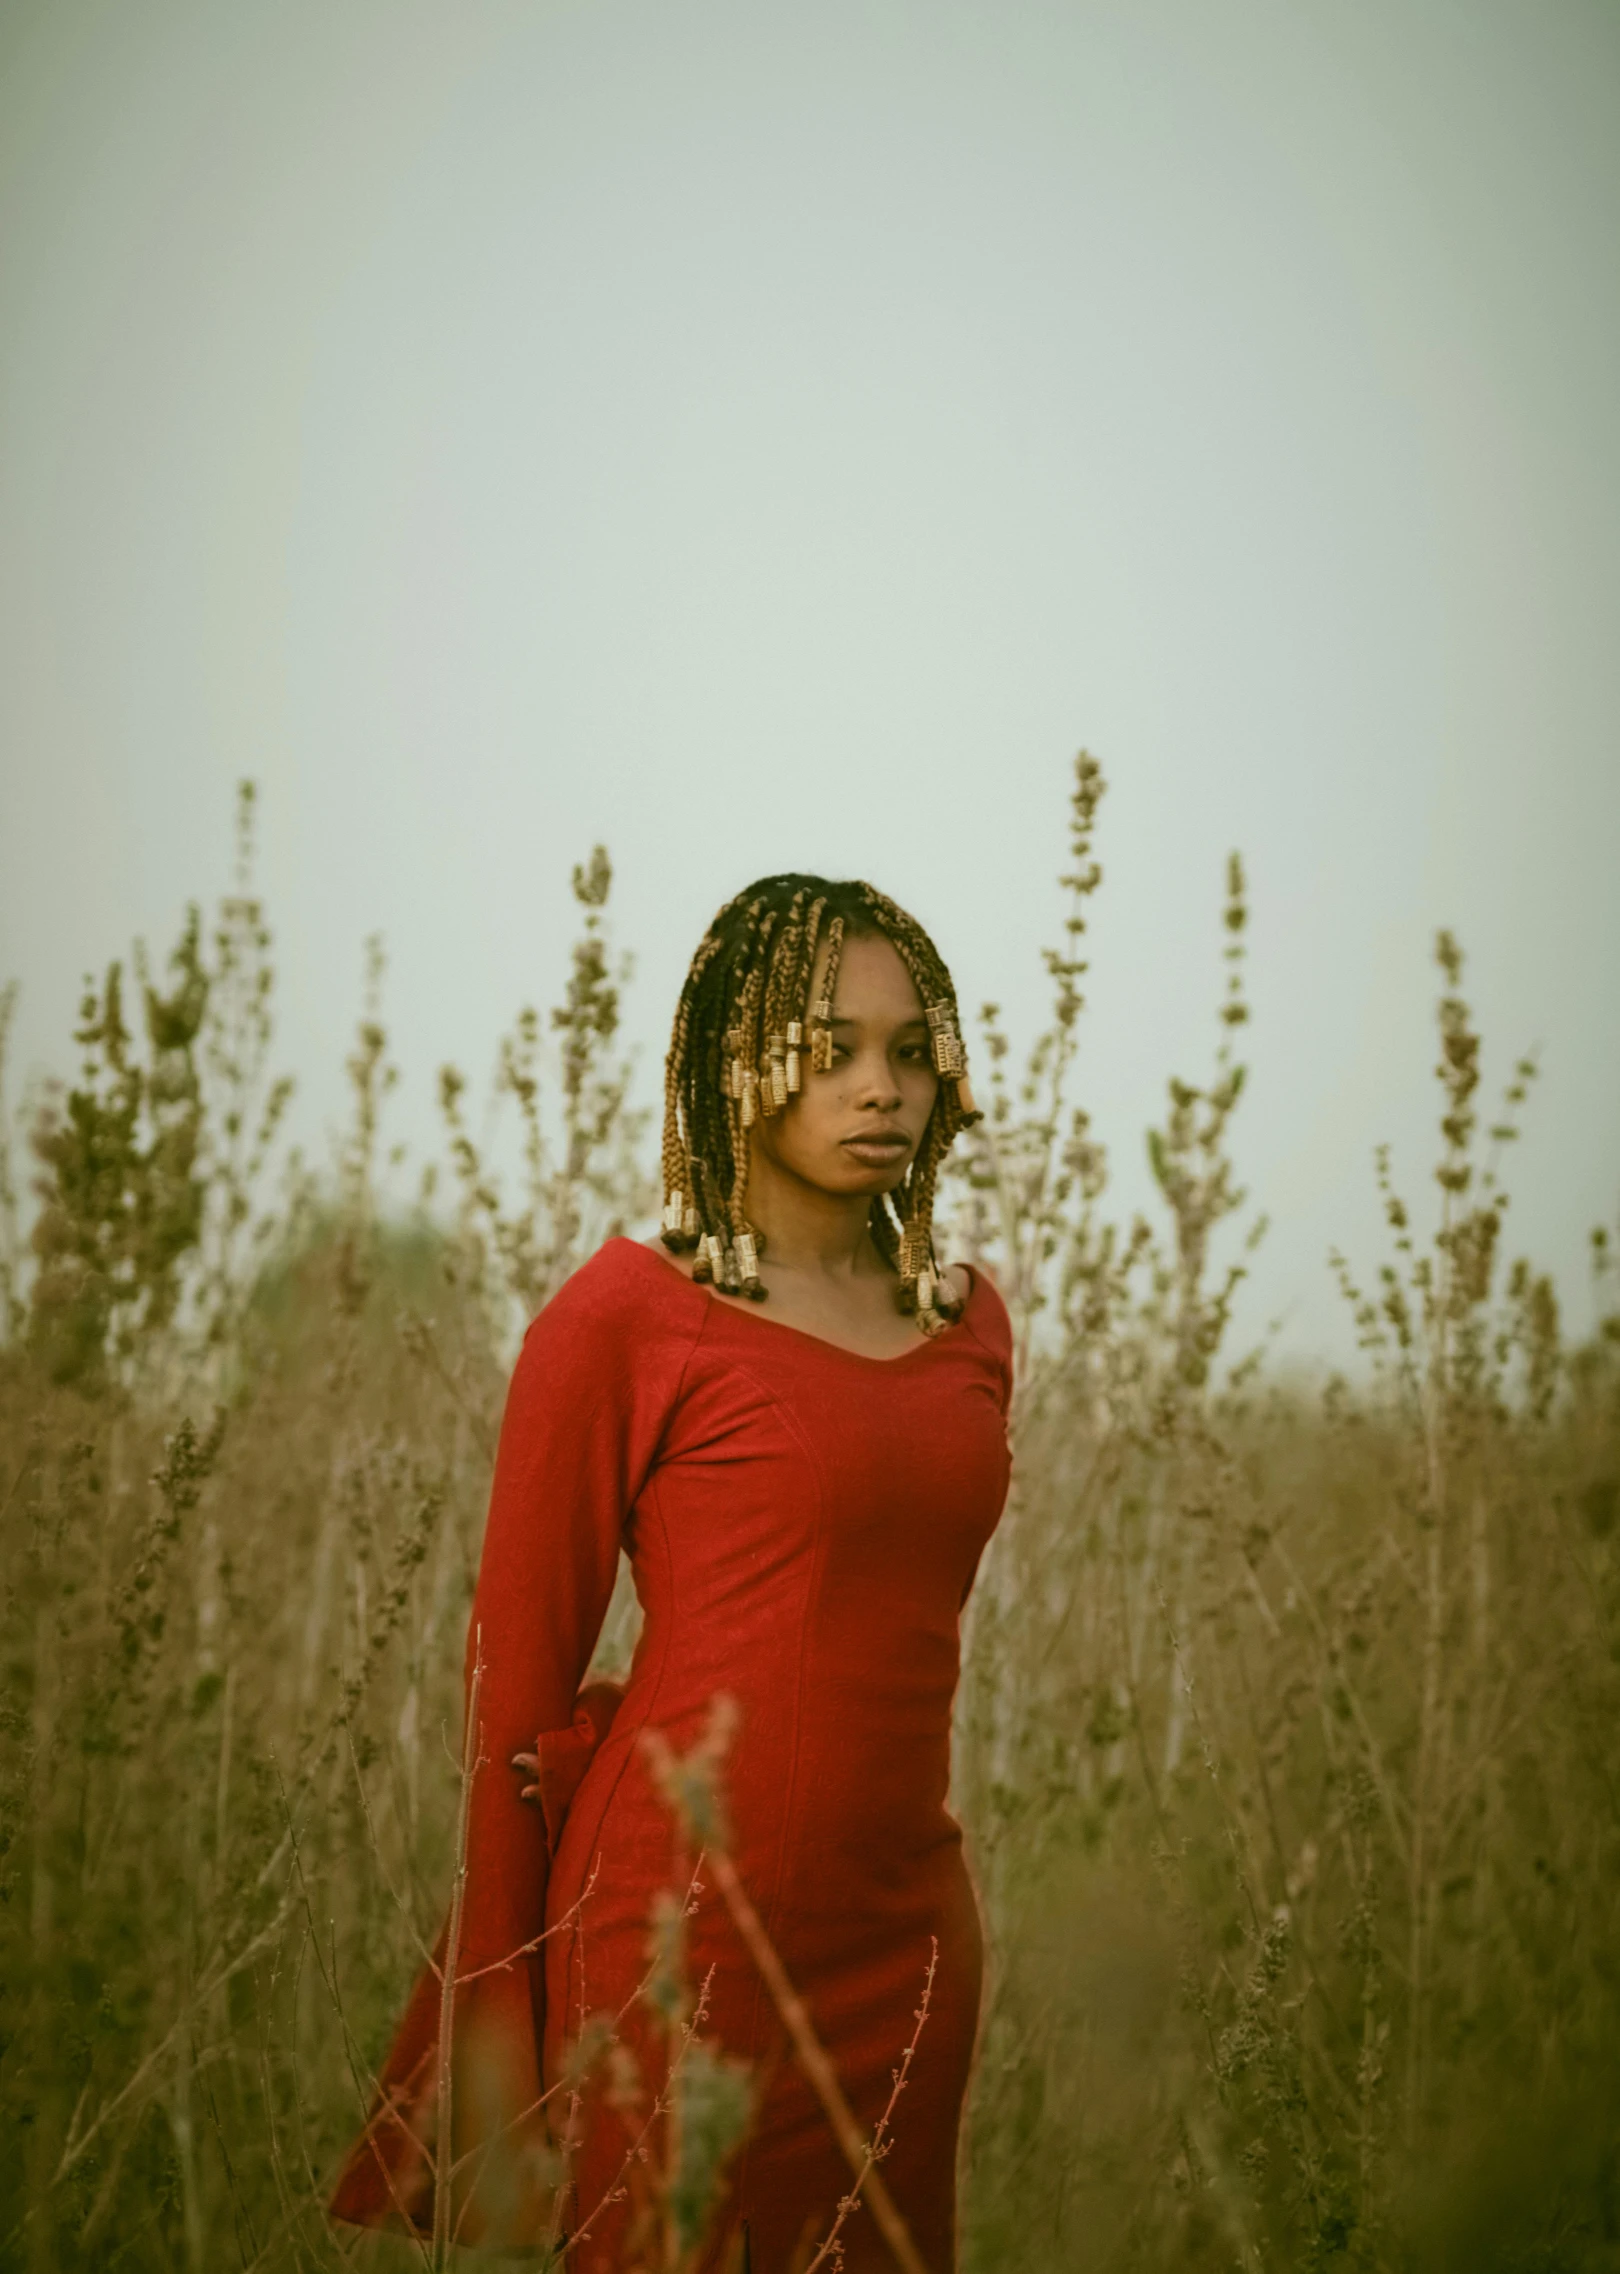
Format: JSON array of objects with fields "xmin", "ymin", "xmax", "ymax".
[{"xmin": 1, "ymin": 768, "xmax": 1615, "ymax": 2271}]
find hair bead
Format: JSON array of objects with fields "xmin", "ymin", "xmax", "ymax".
[
  {"xmin": 925, "ymin": 1001, "xmax": 966, "ymax": 1079},
  {"xmin": 734, "ymin": 1229, "xmax": 765, "ymax": 1298},
  {"xmin": 809, "ymin": 985, "xmax": 836, "ymax": 1075},
  {"xmin": 898, "ymin": 1220, "xmax": 931, "ymax": 1280}
]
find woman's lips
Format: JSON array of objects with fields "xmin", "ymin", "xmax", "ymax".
[{"xmin": 842, "ymin": 1135, "xmax": 911, "ymax": 1162}]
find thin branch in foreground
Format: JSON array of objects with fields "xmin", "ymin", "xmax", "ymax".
[
  {"xmin": 433, "ymin": 1630, "xmax": 483, "ymax": 2264},
  {"xmin": 799, "ymin": 1937, "xmax": 938, "ymax": 2274},
  {"xmin": 643, "ymin": 1698, "xmax": 935, "ymax": 2274}
]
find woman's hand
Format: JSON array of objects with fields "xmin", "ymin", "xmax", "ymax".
[{"xmin": 508, "ymin": 1683, "xmax": 625, "ymax": 1837}]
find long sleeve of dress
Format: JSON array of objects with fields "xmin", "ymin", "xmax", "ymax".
[{"xmin": 327, "ymin": 1245, "xmax": 700, "ymax": 2246}]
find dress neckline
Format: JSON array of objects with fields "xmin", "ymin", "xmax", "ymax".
[{"xmin": 614, "ymin": 1236, "xmax": 981, "ymax": 1369}]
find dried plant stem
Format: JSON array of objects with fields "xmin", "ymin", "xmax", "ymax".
[
  {"xmin": 1406, "ymin": 1510, "xmax": 1443, "ymax": 2143},
  {"xmin": 433, "ymin": 1632, "xmax": 482, "ymax": 2263},
  {"xmin": 559, "ymin": 1973, "xmax": 723, "ymax": 2270},
  {"xmin": 703, "ymin": 1846, "xmax": 931, "ymax": 2274},
  {"xmin": 49, "ymin": 1907, "xmax": 294, "ymax": 2189},
  {"xmin": 800, "ymin": 1938, "xmax": 937, "ymax": 2274}
]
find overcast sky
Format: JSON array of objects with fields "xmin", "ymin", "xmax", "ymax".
[{"xmin": 2, "ymin": 0, "xmax": 1617, "ymax": 1373}]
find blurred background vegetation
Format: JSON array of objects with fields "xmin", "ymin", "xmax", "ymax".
[{"xmin": 2, "ymin": 762, "xmax": 1616, "ymax": 2271}]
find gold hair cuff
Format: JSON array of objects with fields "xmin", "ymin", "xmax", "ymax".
[
  {"xmin": 925, "ymin": 1001, "xmax": 966, "ymax": 1079},
  {"xmin": 899, "ymin": 1221, "xmax": 931, "ymax": 1280}
]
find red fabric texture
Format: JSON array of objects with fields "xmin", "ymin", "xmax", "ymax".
[{"xmin": 328, "ymin": 1236, "xmax": 1014, "ymax": 2269}]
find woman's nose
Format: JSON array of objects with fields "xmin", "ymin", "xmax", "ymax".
[{"xmin": 855, "ymin": 1057, "xmax": 903, "ymax": 1108}]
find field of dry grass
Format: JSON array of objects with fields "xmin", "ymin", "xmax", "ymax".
[{"xmin": 2, "ymin": 766, "xmax": 1615, "ymax": 2271}]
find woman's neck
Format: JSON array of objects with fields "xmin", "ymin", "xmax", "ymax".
[{"xmin": 739, "ymin": 1151, "xmax": 890, "ymax": 1282}]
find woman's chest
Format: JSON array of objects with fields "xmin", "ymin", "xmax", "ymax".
[{"xmin": 633, "ymin": 1341, "xmax": 1010, "ymax": 1590}]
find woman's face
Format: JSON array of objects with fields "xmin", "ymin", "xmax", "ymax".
[{"xmin": 749, "ymin": 928, "xmax": 940, "ymax": 1199}]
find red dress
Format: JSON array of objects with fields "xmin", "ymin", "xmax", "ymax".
[{"xmin": 329, "ymin": 1235, "xmax": 1013, "ymax": 2270}]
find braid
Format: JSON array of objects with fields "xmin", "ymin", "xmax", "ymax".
[
  {"xmin": 659, "ymin": 928, "xmax": 727, "ymax": 1245},
  {"xmin": 845, "ymin": 883, "xmax": 975, "ymax": 1329},
  {"xmin": 760, "ymin": 887, "xmax": 810, "ymax": 1115},
  {"xmin": 658, "ymin": 871, "xmax": 982, "ymax": 1332}
]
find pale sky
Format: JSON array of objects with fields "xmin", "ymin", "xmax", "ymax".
[{"xmin": 2, "ymin": 0, "xmax": 1617, "ymax": 1373}]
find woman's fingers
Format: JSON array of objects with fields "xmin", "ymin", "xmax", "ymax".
[{"xmin": 511, "ymin": 1749, "xmax": 541, "ymax": 1805}]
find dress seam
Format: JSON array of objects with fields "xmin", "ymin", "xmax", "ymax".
[{"xmin": 718, "ymin": 1355, "xmax": 827, "ymax": 2214}]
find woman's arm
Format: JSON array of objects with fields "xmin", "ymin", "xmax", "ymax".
[{"xmin": 327, "ymin": 1242, "xmax": 701, "ymax": 2245}]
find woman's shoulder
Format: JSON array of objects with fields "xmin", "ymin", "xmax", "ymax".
[
  {"xmin": 958, "ymin": 1257, "xmax": 1013, "ymax": 1365},
  {"xmin": 522, "ymin": 1235, "xmax": 708, "ymax": 1349}
]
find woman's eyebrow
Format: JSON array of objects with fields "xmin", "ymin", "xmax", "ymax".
[{"xmin": 828, "ymin": 1014, "xmax": 929, "ymax": 1031}]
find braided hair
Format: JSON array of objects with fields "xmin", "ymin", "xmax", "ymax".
[{"xmin": 658, "ymin": 874, "xmax": 982, "ymax": 1335}]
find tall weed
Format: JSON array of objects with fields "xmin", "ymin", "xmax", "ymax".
[{"xmin": 1, "ymin": 769, "xmax": 1614, "ymax": 2271}]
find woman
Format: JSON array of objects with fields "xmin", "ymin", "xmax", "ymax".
[{"xmin": 328, "ymin": 876, "xmax": 1014, "ymax": 2269}]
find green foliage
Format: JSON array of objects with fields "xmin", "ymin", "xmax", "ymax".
[
  {"xmin": 666, "ymin": 2043, "xmax": 753, "ymax": 2256},
  {"xmin": 27, "ymin": 915, "xmax": 209, "ymax": 1385}
]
